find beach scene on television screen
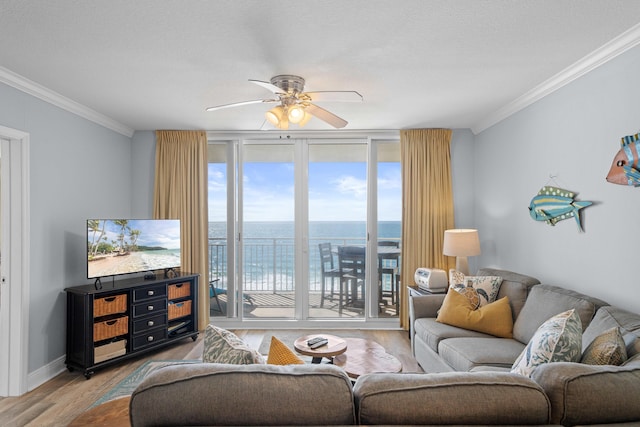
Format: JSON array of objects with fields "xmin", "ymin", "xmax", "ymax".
[{"xmin": 87, "ymin": 219, "xmax": 181, "ymax": 278}]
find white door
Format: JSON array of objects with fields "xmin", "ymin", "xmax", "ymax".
[{"xmin": 0, "ymin": 126, "xmax": 30, "ymax": 397}]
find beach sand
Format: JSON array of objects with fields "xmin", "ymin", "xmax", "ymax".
[{"xmin": 88, "ymin": 252, "xmax": 146, "ymax": 277}]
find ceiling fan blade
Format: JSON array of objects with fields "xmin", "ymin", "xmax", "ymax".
[
  {"xmin": 304, "ymin": 91, "xmax": 363, "ymax": 103},
  {"xmin": 206, "ymin": 99, "xmax": 277, "ymax": 112},
  {"xmin": 249, "ymin": 79, "xmax": 288, "ymax": 94},
  {"xmin": 305, "ymin": 103, "xmax": 348, "ymax": 129}
]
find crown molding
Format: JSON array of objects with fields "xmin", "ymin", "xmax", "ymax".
[
  {"xmin": 206, "ymin": 129, "xmax": 400, "ymax": 141},
  {"xmin": 0, "ymin": 67, "xmax": 135, "ymax": 138},
  {"xmin": 472, "ymin": 23, "xmax": 640, "ymax": 135}
]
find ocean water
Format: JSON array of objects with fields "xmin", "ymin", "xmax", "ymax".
[
  {"xmin": 207, "ymin": 221, "xmax": 400, "ymax": 291},
  {"xmin": 139, "ymin": 249, "xmax": 181, "ymax": 270},
  {"xmin": 208, "ymin": 221, "xmax": 400, "ymax": 240}
]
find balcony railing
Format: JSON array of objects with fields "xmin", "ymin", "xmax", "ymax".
[{"xmin": 208, "ymin": 237, "xmax": 399, "ymax": 293}]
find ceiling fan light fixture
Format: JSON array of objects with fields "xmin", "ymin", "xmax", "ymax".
[
  {"xmin": 298, "ymin": 110, "xmax": 312, "ymax": 127},
  {"xmin": 265, "ymin": 105, "xmax": 285, "ymax": 126},
  {"xmin": 276, "ymin": 113, "xmax": 289, "ymax": 130},
  {"xmin": 287, "ymin": 104, "xmax": 305, "ymax": 124}
]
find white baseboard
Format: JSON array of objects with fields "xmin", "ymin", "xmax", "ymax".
[{"xmin": 28, "ymin": 355, "xmax": 67, "ymax": 392}]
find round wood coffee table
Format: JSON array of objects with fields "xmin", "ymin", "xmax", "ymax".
[
  {"xmin": 293, "ymin": 334, "xmax": 347, "ymax": 363},
  {"xmin": 333, "ymin": 338, "xmax": 402, "ymax": 379}
]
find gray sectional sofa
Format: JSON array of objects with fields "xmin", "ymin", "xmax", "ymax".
[
  {"xmin": 410, "ymin": 268, "xmax": 640, "ymax": 425},
  {"xmin": 127, "ymin": 268, "xmax": 640, "ymax": 426}
]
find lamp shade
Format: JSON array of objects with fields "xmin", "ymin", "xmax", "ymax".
[
  {"xmin": 443, "ymin": 229, "xmax": 480, "ymax": 275},
  {"xmin": 443, "ymin": 229, "xmax": 481, "ymax": 256}
]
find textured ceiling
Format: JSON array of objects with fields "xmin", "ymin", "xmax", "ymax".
[{"xmin": 2, "ymin": 0, "xmax": 640, "ymax": 134}]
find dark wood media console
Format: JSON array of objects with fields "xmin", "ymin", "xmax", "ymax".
[{"xmin": 65, "ymin": 272, "xmax": 199, "ymax": 378}]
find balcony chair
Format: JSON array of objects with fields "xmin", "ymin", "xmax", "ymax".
[
  {"xmin": 337, "ymin": 245, "xmax": 366, "ymax": 315},
  {"xmin": 378, "ymin": 240, "xmax": 400, "ymax": 313},
  {"xmin": 318, "ymin": 242, "xmax": 341, "ymax": 307},
  {"xmin": 209, "ymin": 279, "xmax": 254, "ymax": 314},
  {"xmin": 209, "ymin": 279, "xmax": 226, "ymax": 313}
]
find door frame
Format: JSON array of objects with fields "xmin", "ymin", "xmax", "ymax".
[{"xmin": 0, "ymin": 125, "xmax": 30, "ymax": 397}]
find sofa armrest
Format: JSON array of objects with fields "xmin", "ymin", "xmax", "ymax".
[
  {"xmin": 409, "ymin": 294, "xmax": 446, "ymax": 353},
  {"xmin": 531, "ymin": 360, "xmax": 640, "ymax": 425},
  {"xmin": 410, "ymin": 294, "xmax": 446, "ymax": 320},
  {"xmin": 353, "ymin": 371, "xmax": 551, "ymax": 425}
]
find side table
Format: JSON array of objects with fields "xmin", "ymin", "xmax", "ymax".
[
  {"xmin": 408, "ymin": 285, "xmax": 447, "ymax": 297},
  {"xmin": 293, "ymin": 334, "xmax": 347, "ymax": 363}
]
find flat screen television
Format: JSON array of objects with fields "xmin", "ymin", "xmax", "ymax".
[{"xmin": 87, "ymin": 219, "xmax": 181, "ymax": 280}]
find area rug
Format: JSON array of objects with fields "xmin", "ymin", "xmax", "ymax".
[
  {"xmin": 258, "ymin": 330, "xmax": 366, "ymax": 355},
  {"xmin": 91, "ymin": 359, "xmax": 200, "ymax": 408}
]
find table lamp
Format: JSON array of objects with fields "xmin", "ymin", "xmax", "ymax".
[{"xmin": 442, "ymin": 229, "xmax": 481, "ymax": 275}]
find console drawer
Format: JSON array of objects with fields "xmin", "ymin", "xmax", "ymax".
[
  {"xmin": 133, "ymin": 284, "xmax": 167, "ymax": 302},
  {"xmin": 133, "ymin": 298, "xmax": 167, "ymax": 317},
  {"xmin": 133, "ymin": 312, "xmax": 167, "ymax": 334},
  {"xmin": 132, "ymin": 328, "xmax": 167, "ymax": 350}
]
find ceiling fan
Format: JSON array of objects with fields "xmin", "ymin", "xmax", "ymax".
[{"xmin": 206, "ymin": 75, "xmax": 363, "ymax": 129}]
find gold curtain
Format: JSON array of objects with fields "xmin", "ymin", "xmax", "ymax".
[
  {"xmin": 153, "ymin": 130, "xmax": 209, "ymax": 330},
  {"xmin": 399, "ymin": 129, "xmax": 455, "ymax": 330}
]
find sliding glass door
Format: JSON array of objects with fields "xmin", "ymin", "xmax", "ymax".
[
  {"xmin": 241, "ymin": 142, "xmax": 296, "ymax": 319},
  {"xmin": 207, "ymin": 135, "xmax": 400, "ymax": 323},
  {"xmin": 308, "ymin": 142, "xmax": 367, "ymax": 319}
]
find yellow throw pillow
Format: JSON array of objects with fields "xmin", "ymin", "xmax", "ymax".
[
  {"xmin": 267, "ymin": 336, "xmax": 305, "ymax": 365},
  {"xmin": 436, "ymin": 289, "xmax": 513, "ymax": 338}
]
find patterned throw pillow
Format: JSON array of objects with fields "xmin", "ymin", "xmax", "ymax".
[
  {"xmin": 458, "ymin": 287, "xmax": 480, "ymax": 309},
  {"xmin": 511, "ymin": 309, "xmax": 582, "ymax": 377},
  {"xmin": 202, "ymin": 325, "xmax": 265, "ymax": 364},
  {"xmin": 449, "ymin": 269, "xmax": 503, "ymax": 307},
  {"xmin": 581, "ymin": 327, "xmax": 628, "ymax": 366},
  {"xmin": 267, "ymin": 336, "xmax": 305, "ymax": 365}
]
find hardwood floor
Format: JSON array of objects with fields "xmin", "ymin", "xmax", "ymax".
[{"xmin": 0, "ymin": 329, "xmax": 419, "ymax": 427}]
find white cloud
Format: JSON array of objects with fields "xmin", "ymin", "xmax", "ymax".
[{"xmin": 332, "ymin": 175, "xmax": 367, "ymax": 198}]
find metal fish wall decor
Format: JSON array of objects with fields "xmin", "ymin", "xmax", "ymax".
[
  {"xmin": 606, "ymin": 132, "xmax": 640, "ymax": 186},
  {"xmin": 529, "ymin": 186, "xmax": 593, "ymax": 232}
]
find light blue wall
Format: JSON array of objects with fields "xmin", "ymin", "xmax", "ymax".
[
  {"xmin": 131, "ymin": 130, "xmax": 156, "ymax": 217},
  {"xmin": 450, "ymin": 129, "xmax": 479, "ymax": 273},
  {"xmin": 474, "ymin": 44, "xmax": 640, "ymax": 313},
  {"xmin": 0, "ymin": 82, "xmax": 133, "ymax": 372}
]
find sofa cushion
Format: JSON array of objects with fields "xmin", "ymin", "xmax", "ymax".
[
  {"xmin": 266, "ymin": 336, "xmax": 305, "ymax": 365},
  {"xmin": 477, "ymin": 268, "xmax": 540, "ymax": 321},
  {"xmin": 130, "ymin": 363, "xmax": 356, "ymax": 426},
  {"xmin": 449, "ymin": 269, "xmax": 503, "ymax": 306},
  {"xmin": 439, "ymin": 337, "xmax": 526, "ymax": 371},
  {"xmin": 353, "ymin": 371, "xmax": 551, "ymax": 425},
  {"xmin": 581, "ymin": 327, "xmax": 627, "ymax": 366},
  {"xmin": 583, "ymin": 305, "xmax": 640, "ymax": 358},
  {"xmin": 202, "ymin": 325, "xmax": 265, "ymax": 364},
  {"xmin": 512, "ymin": 284, "xmax": 606, "ymax": 344},
  {"xmin": 531, "ymin": 360, "xmax": 640, "ymax": 425},
  {"xmin": 414, "ymin": 317, "xmax": 490, "ymax": 353},
  {"xmin": 436, "ymin": 289, "xmax": 513, "ymax": 338},
  {"xmin": 512, "ymin": 309, "xmax": 582, "ymax": 377}
]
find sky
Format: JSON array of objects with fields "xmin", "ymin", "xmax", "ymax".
[
  {"xmin": 208, "ymin": 161, "xmax": 401, "ymax": 222},
  {"xmin": 87, "ymin": 219, "xmax": 181, "ymax": 249}
]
